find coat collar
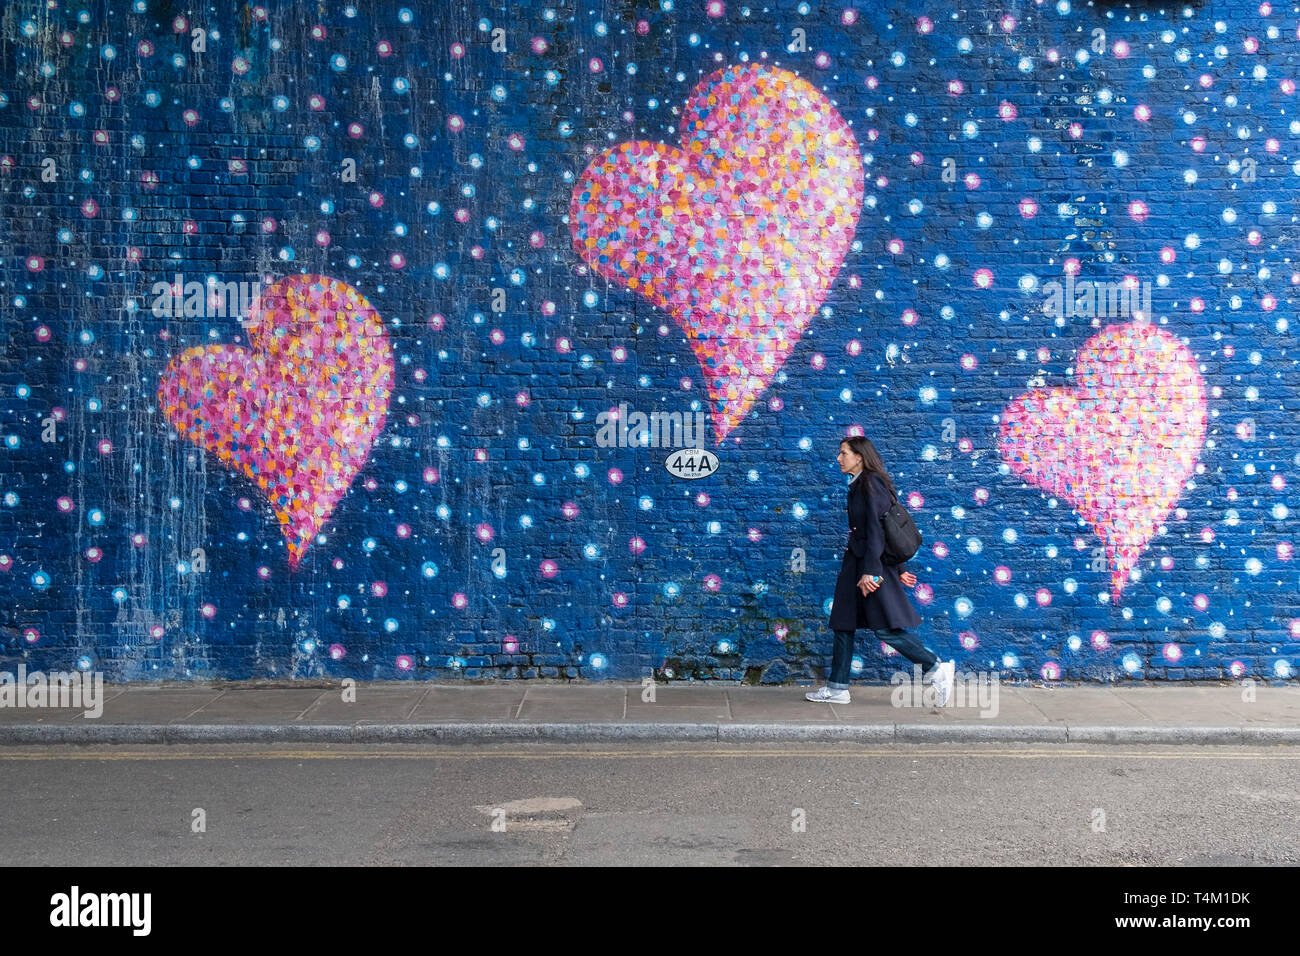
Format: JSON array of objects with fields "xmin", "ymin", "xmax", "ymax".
[{"xmin": 848, "ymin": 470, "xmax": 884, "ymax": 498}]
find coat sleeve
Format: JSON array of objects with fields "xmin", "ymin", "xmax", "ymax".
[{"xmin": 856, "ymin": 475, "xmax": 887, "ymax": 579}]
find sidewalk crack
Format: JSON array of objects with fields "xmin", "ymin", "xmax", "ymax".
[
  {"xmin": 405, "ymin": 684, "xmax": 435, "ymax": 720},
  {"xmin": 293, "ymin": 691, "xmax": 329, "ymax": 721},
  {"xmin": 179, "ymin": 690, "xmax": 226, "ymax": 720},
  {"xmin": 1013, "ymin": 688, "xmax": 1053, "ymax": 722},
  {"xmin": 1107, "ymin": 688, "xmax": 1154, "ymax": 720}
]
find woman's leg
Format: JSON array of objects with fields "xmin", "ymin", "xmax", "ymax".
[
  {"xmin": 874, "ymin": 627, "xmax": 939, "ymax": 672},
  {"xmin": 827, "ymin": 629, "xmax": 856, "ymax": 690}
]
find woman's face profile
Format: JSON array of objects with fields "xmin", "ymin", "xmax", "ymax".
[{"xmin": 837, "ymin": 443, "xmax": 862, "ymax": 474}]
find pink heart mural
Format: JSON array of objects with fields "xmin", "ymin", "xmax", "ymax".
[
  {"xmin": 998, "ymin": 321, "xmax": 1207, "ymax": 602},
  {"xmin": 158, "ymin": 275, "xmax": 394, "ymax": 569},
  {"xmin": 569, "ymin": 63, "xmax": 864, "ymax": 443}
]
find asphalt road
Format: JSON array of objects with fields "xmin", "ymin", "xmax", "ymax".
[{"xmin": 1, "ymin": 742, "xmax": 1297, "ymax": 866}]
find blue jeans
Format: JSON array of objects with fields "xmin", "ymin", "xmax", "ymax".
[{"xmin": 827, "ymin": 627, "xmax": 940, "ymax": 689}]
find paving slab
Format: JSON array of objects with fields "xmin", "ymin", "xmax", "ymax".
[
  {"xmin": 517, "ymin": 686, "xmax": 627, "ymax": 700},
  {"xmin": 1101, "ymin": 685, "xmax": 1300, "ymax": 724},
  {"xmin": 516, "ymin": 686, "xmax": 626, "ymax": 720},
  {"xmin": 626, "ymin": 686, "xmax": 729, "ymax": 721},
  {"xmin": 299, "ymin": 686, "xmax": 428, "ymax": 721},
  {"xmin": 729, "ymin": 693, "xmax": 847, "ymax": 722},
  {"xmin": 629, "ymin": 686, "xmax": 729, "ymax": 706},
  {"xmin": 91, "ymin": 690, "xmax": 223, "ymax": 723},
  {"xmin": 406, "ymin": 686, "xmax": 527, "ymax": 720},
  {"xmin": 0, "ymin": 707, "xmax": 101, "ymax": 724},
  {"xmin": 625, "ymin": 705, "xmax": 733, "ymax": 723},
  {"xmin": 1012, "ymin": 687, "xmax": 1153, "ymax": 724},
  {"xmin": 180, "ymin": 689, "xmax": 330, "ymax": 722},
  {"xmin": 0, "ymin": 687, "xmax": 125, "ymax": 722}
]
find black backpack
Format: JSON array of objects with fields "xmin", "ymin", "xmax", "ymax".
[{"xmin": 880, "ymin": 481, "xmax": 922, "ymax": 566}]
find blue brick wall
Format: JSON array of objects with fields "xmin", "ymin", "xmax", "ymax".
[{"xmin": 1, "ymin": 0, "xmax": 1297, "ymax": 684}]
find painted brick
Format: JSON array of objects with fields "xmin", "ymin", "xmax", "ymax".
[{"xmin": 0, "ymin": 0, "xmax": 1296, "ymax": 687}]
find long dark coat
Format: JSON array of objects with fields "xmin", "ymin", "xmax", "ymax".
[{"xmin": 828, "ymin": 470, "xmax": 922, "ymax": 632}]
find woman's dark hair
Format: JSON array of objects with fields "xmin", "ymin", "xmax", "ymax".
[{"xmin": 839, "ymin": 436, "xmax": 898, "ymax": 498}]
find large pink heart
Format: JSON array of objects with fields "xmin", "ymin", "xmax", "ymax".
[
  {"xmin": 158, "ymin": 275, "xmax": 394, "ymax": 569},
  {"xmin": 999, "ymin": 321, "xmax": 1207, "ymax": 602},
  {"xmin": 570, "ymin": 64, "xmax": 864, "ymax": 443}
]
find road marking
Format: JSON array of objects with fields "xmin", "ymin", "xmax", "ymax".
[{"xmin": 0, "ymin": 747, "xmax": 1297, "ymax": 761}]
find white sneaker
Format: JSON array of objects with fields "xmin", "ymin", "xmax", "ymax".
[
  {"xmin": 805, "ymin": 686, "xmax": 850, "ymax": 704},
  {"xmin": 928, "ymin": 660, "xmax": 955, "ymax": 707}
]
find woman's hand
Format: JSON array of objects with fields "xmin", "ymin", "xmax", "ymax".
[
  {"xmin": 857, "ymin": 574, "xmax": 881, "ymax": 596},
  {"xmin": 900, "ymin": 571, "xmax": 917, "ymax": 588}
]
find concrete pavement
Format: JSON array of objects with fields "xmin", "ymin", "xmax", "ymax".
[{"xmin": 0, "ymin": 679, "xmax": 1297, "ymax": 745}]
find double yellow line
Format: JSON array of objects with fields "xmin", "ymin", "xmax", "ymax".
[{"xmin": 0, "ymin": 747, "xmax": 1296, "ymax": 761}]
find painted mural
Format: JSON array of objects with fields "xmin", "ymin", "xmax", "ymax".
[
  {"xmin": 570, "ymin": 63, "xmax": 864, "ymax": 442},
  {"xmin": 158, "ymin": 275, "xmax": 394, "ymax": 569},
  {"xmin": 0, "ymin": 0, "xmax": 1295, "ymax": 683}
]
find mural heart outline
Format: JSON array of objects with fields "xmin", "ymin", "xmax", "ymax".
[
  {"xmin": 998, "ymin": 321, "xmax": 1207, "ymax": 602},
  {"xmin": 158, "ymin": 275, "xmax": 394, "ymax": 569},
  {"xmin": 569, "ymin": 63, "xmax": 864, "ymax": 443}
]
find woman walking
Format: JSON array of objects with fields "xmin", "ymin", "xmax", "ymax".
[{"xmin": 806, "ymin": 436, "xmax": 955, "ymax": 706}]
